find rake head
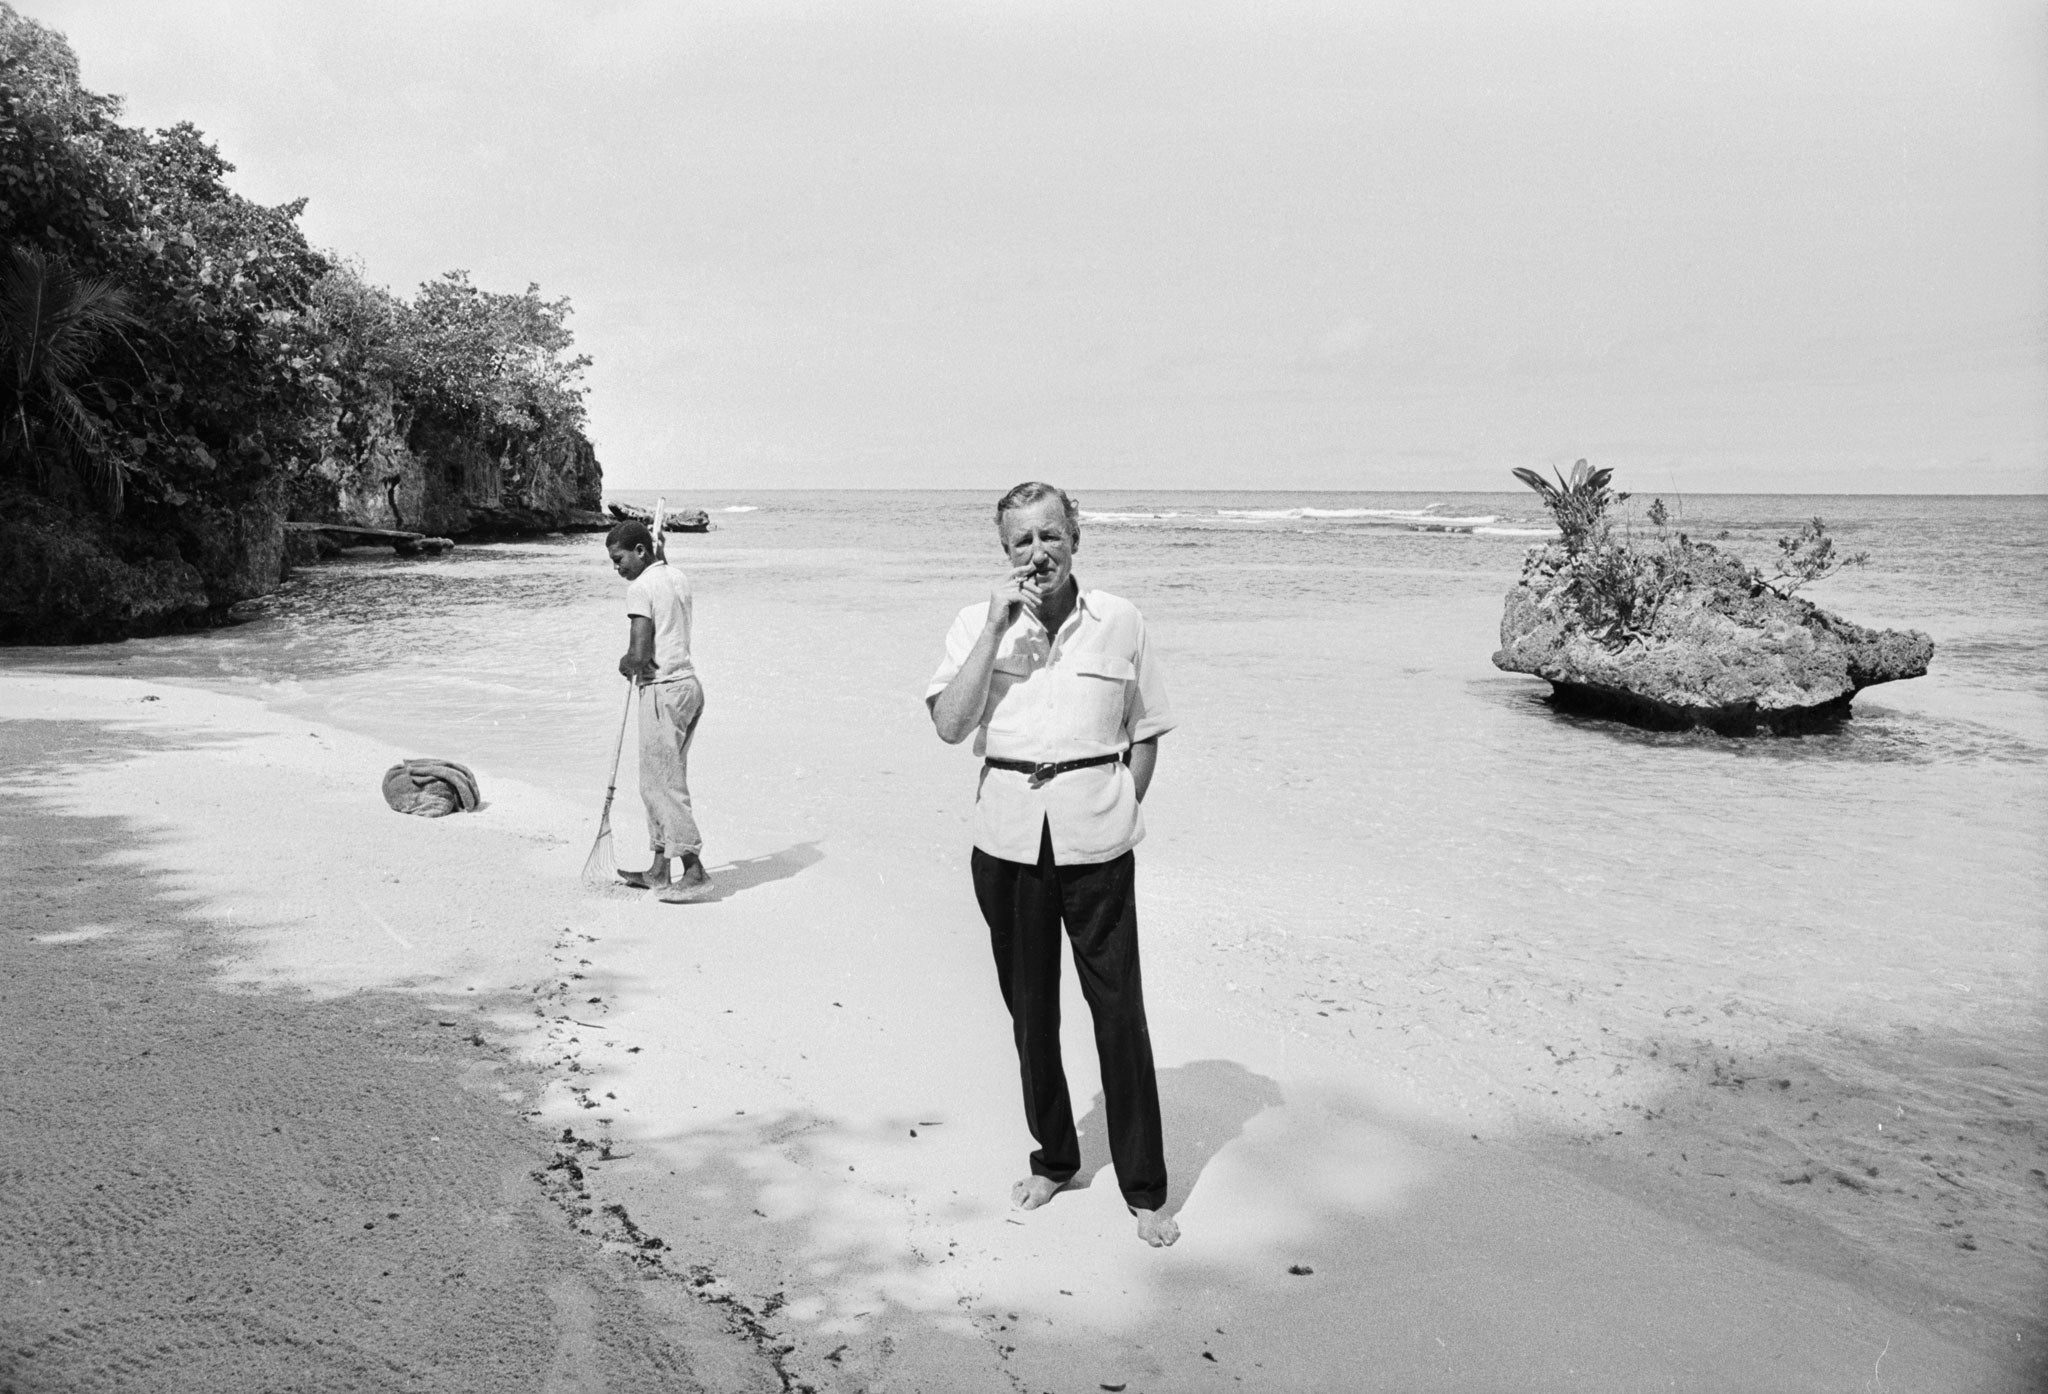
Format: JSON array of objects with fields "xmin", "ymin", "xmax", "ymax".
[
  {"xmin": 584, "ymin": 681, "xmax": 639, "ymax": 894},
  {"xmin": 581, "ymin": 820, "xmax": 627, "ymax": 894},
  {"xmin": 580, "ymin": 832, "xmax": 611, "ymax": 888}
]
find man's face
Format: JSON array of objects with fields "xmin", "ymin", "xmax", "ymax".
[
  {"xmin": 608, "ymin": 542, "xmax": 652, "ymax": 581},
  {"xmin": 999, "ymin": 496, "xmax": 1078, "ymax": 600}
]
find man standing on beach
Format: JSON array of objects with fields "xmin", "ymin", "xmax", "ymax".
[
  {"xmin": 607, "ymin": 520, "xmax": 712, "ymax": 903},
  {"xmin": 926, "ymin": 482, "xmax": 1179, "ymax": 1247}
]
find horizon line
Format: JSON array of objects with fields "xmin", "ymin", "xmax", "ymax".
[{"xmin": 603, "ymin": 485, "xmax": 2048, "ymax": 499}]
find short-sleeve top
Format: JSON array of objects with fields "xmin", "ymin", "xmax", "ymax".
[
  {"xmin": 926, "ymin": 584, "xmax": 1174, "ymax": 865},
  {"xmin": 625, "ymin": 560, "xmax": 696, "ymax": 684}
]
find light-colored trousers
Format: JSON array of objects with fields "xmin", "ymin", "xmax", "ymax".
[{"xmin": 638, "ymin": 676, "xmax": 704, "ymax": 858}]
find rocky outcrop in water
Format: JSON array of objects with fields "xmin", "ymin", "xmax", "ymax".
[{"xmin": 1494, "ymin": 539, "xmax": 1933, "ymax": 734}]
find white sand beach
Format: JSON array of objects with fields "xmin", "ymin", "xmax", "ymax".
[{"xmin": 4, "ymin": 523, "xmax": 2039, "ymax": 1393}]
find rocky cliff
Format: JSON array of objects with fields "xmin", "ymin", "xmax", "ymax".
[
  {"xmin": 288, "ymin": 391, "xmax": 607, "ymax": 542},
  {"xmin": 2, "ymin": 416, "xmax": 605, "ymax": 645},
  {"xmin": 0, "ymin": 480, "xmax": 292, "ymax": 645}
]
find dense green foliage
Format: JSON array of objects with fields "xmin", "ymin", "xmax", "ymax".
[
  {"xmin": 0, "ymin": 5, "xmax": 600, "ymax": 639},
  {"xmin": 1514, "ymin": 463, "xmax": 1867, "ymax": 647},
  {"xmin": 1, "ymin": 5, "xmax": 592, "ymax": 578}
]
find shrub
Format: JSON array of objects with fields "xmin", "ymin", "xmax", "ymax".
[
  {"xmin": 1511, "ymin": 463, "xmax": 1865, "ymax": 647},
  {"xmin": 1768, "ymin": 517, "xmax": 1868, "ymax": 596},
  {"xmin": 1518, "ymin": 532, "xmax": 1687, "ymax": 647}
]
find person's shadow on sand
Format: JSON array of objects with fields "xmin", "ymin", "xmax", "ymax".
[
  {"xmin": 691, "ymin": 842, "xmax": 825, "ymax": 901},
  {"xmin": 1069, "ymin": 1058, "xmax": 1284, "ymax": 1213}
]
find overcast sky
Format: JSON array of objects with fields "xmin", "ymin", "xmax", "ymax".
[{"xmin": 27, "ymin": 0, "xmax": 2047, "ymax": 493}]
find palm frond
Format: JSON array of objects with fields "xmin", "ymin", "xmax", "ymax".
[
  {"xmin": 1511, "ymin": 458, "xmax": 1620, "ymax": 553},
  {"xmin": 0, "ymin": 245, "xmax": 142, "ymax": 512}
]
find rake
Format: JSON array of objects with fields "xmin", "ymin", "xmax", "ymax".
[{"xmin": 580, "ymin": 679, "xmax": 637, "ymax": 891}]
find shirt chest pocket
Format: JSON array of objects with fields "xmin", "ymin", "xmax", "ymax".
[
  {"xmin": 1060, "ymin": 653, "xmax": 1136, "ymax": 745},
  {"xmin": 981, "ymin": 653, "xmax": 1038, "ymax": 735}
]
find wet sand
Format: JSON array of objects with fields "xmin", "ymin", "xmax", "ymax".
[
  {"xmin": 1, "ymin": 667, "xmax": 2040, "ymax": 1393},
  {"xmin": 1529, "ymin": 1027, "xmax": 2048, "ymax": 1356}
]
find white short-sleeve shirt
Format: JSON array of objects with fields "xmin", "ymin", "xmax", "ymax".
[
  {"xmin": 625, "ymin": 560, "xmax": 696, "ymax": 684},
  {"xmin": 926, "ymin": 584, "xmax": 1175, "ymax": 865}
]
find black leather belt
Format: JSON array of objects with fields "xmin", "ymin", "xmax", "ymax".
[{"xmin": 984, "ymin": 752, "xmax": 1124, "ymax": 785}]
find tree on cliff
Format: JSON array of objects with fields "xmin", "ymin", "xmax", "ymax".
[
  {"xmin": 0, "ymin": 4, "xmax": 604, "ymax": 641},
  {"xmin": 281, "ymin": 262, "xmax": 597, "ymax": 529},
  {"xmin": 402, "ymin": 270, "xmax": 590, "ymax": 440},
  {"xmin": 3, "ymin": 5, "xmax": 333, "ymax": 525}
]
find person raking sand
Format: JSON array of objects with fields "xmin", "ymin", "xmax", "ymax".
[
  {"xmin": 606, "ymin": 520, "xmax": 713, "ymax": 903},
  {"xmin": 926, "ymin": 482, "xmax": 1180, "ymax": 1247}
]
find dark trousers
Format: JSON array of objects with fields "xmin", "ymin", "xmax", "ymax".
[{"xmin": 970, "ymin": 823, "xmax": 1167, "ymax": 1211}]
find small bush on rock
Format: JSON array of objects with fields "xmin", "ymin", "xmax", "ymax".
[
  {"xmin": 1510, "ymin": 462, "xmax": 1865, "ymax": 649},
  {"xmin": 1768, "ymin": 517, "xmax": 1868, "ymax": 596}
]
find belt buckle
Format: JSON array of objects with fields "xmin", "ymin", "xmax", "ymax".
[{"xmin": 1030, "ymin": 761, "xmax": 1057, "ymax": 787}]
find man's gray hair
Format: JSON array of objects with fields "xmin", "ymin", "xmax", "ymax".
[{"xmin": 995, "ymin": 481, "xmax": 1080, "ymax": 537}]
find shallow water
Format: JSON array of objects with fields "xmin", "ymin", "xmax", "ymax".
[{"xmin": 16, "ymin": 489, "xmax": 2045, "ymax": 756}]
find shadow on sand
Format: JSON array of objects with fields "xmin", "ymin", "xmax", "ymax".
[
  {"xmin": 0, "ymin": 715, "xmax": 773, "ymax": 1390},
  {"xmin": 1068, "ymin": 1057, "xmax": 1285, "ymax": 1211},
  {"xmin": 684, "ymin": 841, "xmax": 826, "ymax": 901}
]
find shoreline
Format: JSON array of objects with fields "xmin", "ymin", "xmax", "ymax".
[{"xmin": 1, "ymin": 669, "xmax": 2038, "ymax": 1392}]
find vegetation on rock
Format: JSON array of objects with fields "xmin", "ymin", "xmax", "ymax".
[
  {"xmin": 0, "ymin": 4, "xmax": 602, "ymax": 642},
  {"xmin": 1767, "ymin": 516, "xmax": 1869, "ymax": 596},
  {"xmin": 1510, "ymin": 458, "xmax": 1625, "ymax": 553},
  {"xmin": 1510, "ymin": 459, "xmax": 1868, "ymax": 649}
]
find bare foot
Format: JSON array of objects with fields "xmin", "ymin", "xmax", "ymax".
[
  {"xmin": 655, "ymin": 854, "xmax": 710, "ymax": 903},
  {"xmin": 1011, "ymin": 1175, "xmax": 1066, "ymax": 1210},
  {"xmin": 1131, "ymin": 1206, "xmax": 1180, "ymax": 1247},
  {"xmin": 620, "ymin": 855, "xmax": 672, "ymax": 890},
  {"xmin": 657, "ymin": 877, "xmax": 714, "ymax": 904}
]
